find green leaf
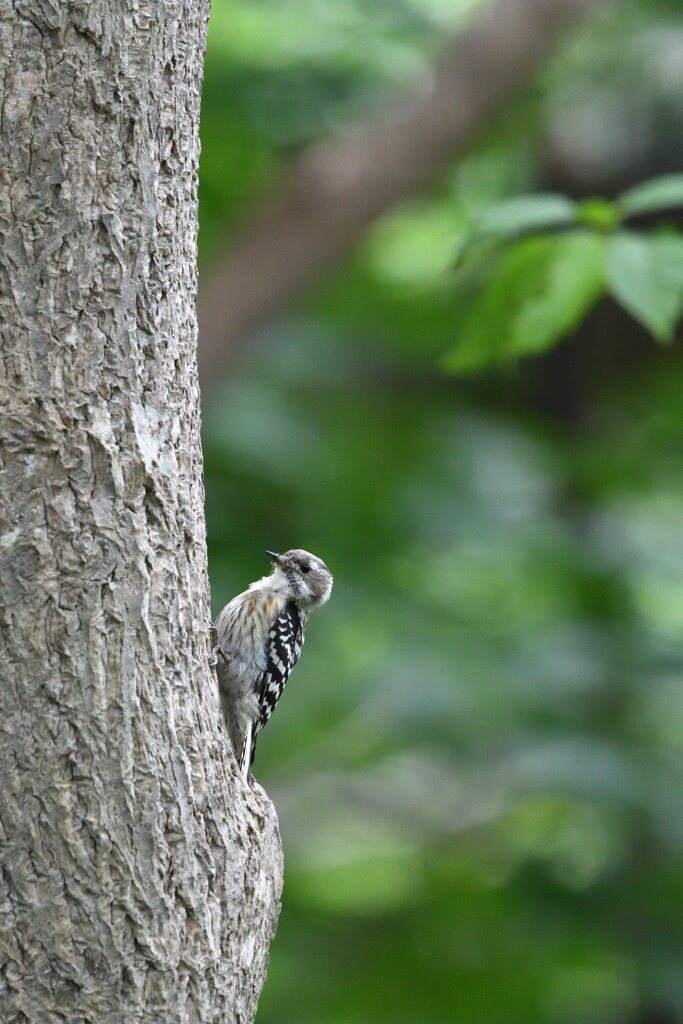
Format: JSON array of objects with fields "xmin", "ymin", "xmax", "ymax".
[
  {"xmin": 444, "ymin": 231, "xmax": 606, "ymax": 374},
  {"xmin": 607, "ymin": 231, "xmax": 683, "ymax": 342},
  {"xmin": 455, "ymin": 194, "xmax": 578, "ymax": 266},
  {"xmin": 513, "ymin": 233, "xmax": 606, "ymax": 355},
  {"xmin": 470, "ymin": 194, "xmax": 579, "ymax": 237},
  {"xmin": 577, "ymin": 198, "xmax": 620, "ymax": 232},
  {"xmin": 619, "ymin": 174, "xmax": 683, "ymax": 218}
]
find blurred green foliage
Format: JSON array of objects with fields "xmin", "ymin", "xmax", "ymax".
[
  {"xmin": 446, "ymin": 175, "xmax": 683, "ymax": 370},
  {"xmin": 200, "ymin": 1, "xmax": 683, "ymax": 1021}
]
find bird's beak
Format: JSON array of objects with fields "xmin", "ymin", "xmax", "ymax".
[{"xmin": 265, "ymin": 550, "xmax": 283, "ymax": 565}]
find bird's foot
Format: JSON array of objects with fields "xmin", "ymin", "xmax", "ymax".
[{"xmin": 208, "ymin": 621, "xmax": 229, "ymax": 669}]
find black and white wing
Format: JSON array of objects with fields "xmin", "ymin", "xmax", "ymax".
[
  {"xmin": 256, "ymin": 601, "xmax": 307, "ymax": 734},
  {"xmin": 238, "ymin": 601, "xmax": 308, "ymax": 779}
]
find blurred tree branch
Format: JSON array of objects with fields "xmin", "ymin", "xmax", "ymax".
[{"xmin": 198, "ymin": 0, "xmax": 601, "ymax": 383}]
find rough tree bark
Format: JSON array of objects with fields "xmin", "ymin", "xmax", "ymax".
[{"xmin": 0, "ymin": 3, "xmax": 282, "ymax": 1022}]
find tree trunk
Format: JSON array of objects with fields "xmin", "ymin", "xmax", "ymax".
[{"xmin": 0, "ymin": 4, "xmax": 283, "ymax": 1023}]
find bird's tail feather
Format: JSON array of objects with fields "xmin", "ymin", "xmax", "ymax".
[{"xmin": 239, "ymin": 723, "xmax": 253, "ymax": 782}]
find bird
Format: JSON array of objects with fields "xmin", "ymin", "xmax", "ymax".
[{"xmin": 215, "ymin": 549, "xmax": 333, "ymax": 782}]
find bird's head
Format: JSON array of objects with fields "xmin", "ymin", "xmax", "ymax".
[{"xmin": 266, "ymin": 549, "xmax": 333, "ymax": 610}]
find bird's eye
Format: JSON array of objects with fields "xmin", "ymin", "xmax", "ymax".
[{"xmin": 300, "ymin": 563, "xmax": 311, "ymax": 575}]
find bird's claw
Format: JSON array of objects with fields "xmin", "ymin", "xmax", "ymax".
[{"xmin": 209, "ymin": 622, "xmax": 229, "ymax": 669}]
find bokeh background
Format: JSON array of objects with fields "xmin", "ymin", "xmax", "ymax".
[{"xmin": 198, "ymin": 2, "xmax": 683, "ymax": 1021}]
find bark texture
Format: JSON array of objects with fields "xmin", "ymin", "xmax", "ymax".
[{"xmin": 0, "ymin": 3, "xmax": 283, "ymax": 1022}]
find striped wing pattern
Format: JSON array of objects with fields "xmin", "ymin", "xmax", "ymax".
[{"xmin": 256, "ymin": 601, "xmax": 306, "ymax": 734}]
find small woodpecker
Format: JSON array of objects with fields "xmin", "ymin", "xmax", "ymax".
[{"xmin": 215, "ymin": 549, "xmax": 333, "ymax": 781}]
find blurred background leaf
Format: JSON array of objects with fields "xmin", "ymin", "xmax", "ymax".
[
  {"xmin": 619, "ymin": 174, "xmax": 683, "ymax": 217},
  {"xmin": 453, "ymin": 193, "xmax": 580, "ymax": 265},
  {"xmin": 607, "ymin": 232, "xmax": 683, "ymax": 341},
  {"xmin": 444, "ymin": 231, "xmax": 606, "ymax": 372},
  {"xmin": 450, "ymin": 175, "xmax": 683, "ymax": 367}
]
